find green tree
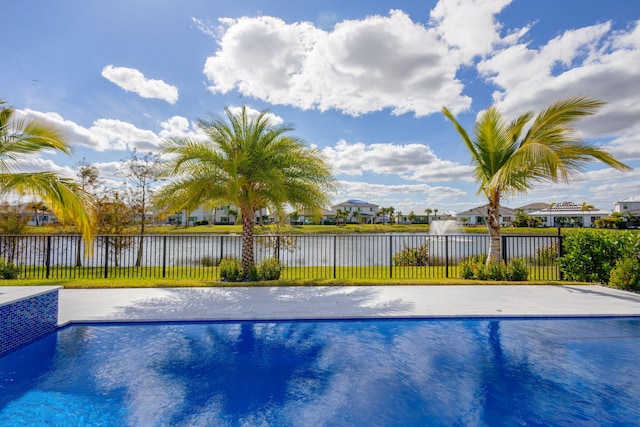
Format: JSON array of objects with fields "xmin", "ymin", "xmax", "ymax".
[
  {"xmin": 154, "ymin": 105, "xmax": 336, "ymax": 279},
  {"xmin": 443, "ymin": 96, "xmax": 630, "ymax": 264},
  {"xmin": 0, "ymin": 99, "xmax": 95, "ymax": 243}
]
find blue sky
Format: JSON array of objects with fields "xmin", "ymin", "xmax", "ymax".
[{"xmin": 3, "ymin": 0, "xmax": 640, "ymax": 214}]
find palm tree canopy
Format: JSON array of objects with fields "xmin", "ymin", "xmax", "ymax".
[
  {"xmin": 154, "ymin": 105, "xmax": 337, "ymax": 218},
  {"xmin": 0, "ymin": 100, "xmax": 95, "ymax": 242},
  {"xmin": 442, "ymin": 96, "xmax": 631, "ymax": 199}
]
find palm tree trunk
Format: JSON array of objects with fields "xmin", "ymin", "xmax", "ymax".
[
  {"xmin": 486, "ymin": 193, "xmax": 502, "ymax": 265},
  {"xmin": 241, "ymin": 210, "xmax": 255, "ymax": 279}
]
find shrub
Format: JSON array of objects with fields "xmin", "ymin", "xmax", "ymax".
[
  {"xmin": 393, "ymin": 244, "xmax": 429, "ymax": 266},
  {"xmin": 608, "ymin": 257, "xmax": 640, "ymax": 291},
  {"xmin": 487, "ymin": 260, "xmax": 507, "ymax": 281},
  {"xmin": 507, "ymin": 258, "xmax": 529, "ymax": 281},
  {"xmin": 219, "ymin": 257, "xmax": 242, "ymax": 282},
  {"xmin": 0, "ymin": 258, "xmax": 20, "ymax": 280},
  {"xmin": 557, "ymin": 230, "xmax": 626, "ymax": 283},
  {"xmin": 536, "ymin": 242, "xmax": 558, "ymax": 266},
  {"xmin": 200, "ymin": 256, "xmax": 220, "ymax": 267},
  {"xmin": 458, "ymin": 255, "xmax": 527, "ymax": 282},
  {"xmin": 257, "ymin": 257, "xmax": 283, "ymax": 281}
]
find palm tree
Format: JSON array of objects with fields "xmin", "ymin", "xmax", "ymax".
[
  {"xmin": 0, "ymin": 100, "xmax": 95, "ymax": 243},
  {"xmin": 443, "ymin": 96, "xmax": 630, "ymax": 264},
  {"xmin": 155, "ymin": 105, "xmax": 336, "ymax": 279},
  {"xmin": 424, "ymin": 208, "xmax": 433, "ymax": 224},
  {"xmin": 580, "ymin": 201, "xmax": 595, "ymax": 227}
]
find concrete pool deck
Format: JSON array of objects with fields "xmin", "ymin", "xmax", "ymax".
[{"xmin": 58, "ymin": 285, "xmax": 640, "ymax": 325}]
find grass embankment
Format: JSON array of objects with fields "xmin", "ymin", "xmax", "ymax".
[{"xmin": 11, "ymin": 277, "xmax": 575, "ymax": 289}]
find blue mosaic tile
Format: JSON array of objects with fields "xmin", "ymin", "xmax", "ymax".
[{"xmin": 0, "ymin": 291, "xmax": 59, "ymax": 357}]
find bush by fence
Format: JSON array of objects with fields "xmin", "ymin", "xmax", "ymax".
[{"xmin": 557, "ymin": 229, "xmax": 640, "ymax": 286}]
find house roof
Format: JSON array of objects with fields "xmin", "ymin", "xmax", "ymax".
[
  {"xmin": 456, "ymin": 205, "xmax": 516, "ymax": 217},
  {"xmin": 533, "ymin": 201, "xmax": 605, "ymax": 213},
  {"xmin": 516, "ymin": 202, "xmax": 550, "ymax": 211},
  {"xmin": 333, "ymin": 199, "xmax": 379, "ymax": 208}
]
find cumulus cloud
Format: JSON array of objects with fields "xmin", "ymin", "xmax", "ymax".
[
  {"xmin": 21, "ymin": 109, "xmax": 161, "ymax": 152},
  {"xmin": 102, "ymin": 65, "xmax": 179, "ymax": 104},
  {"xmin": 477, "ymin": 20, "xmax": 640, "ymax": 140},
  {"xmin": 335, "ymin": 181, "xmax": 467, "ymax": 206},
  {"xmin": 204, "ymin": 10, "xmax": 473, "ymax": 117},
  {"xmin": 323, "ymin": 140, "xmax": 474, "ymax": 181},
  {"xmin": 429, "ymin": 0, "xmax": 519, "ymax": 64},
  {"xmin": 226, "ymin": 105, "xmax": 284, "ymax": 126},
  {"xmin": 9, "ymin": 157, "xmax": 75, "ymax": 178}
]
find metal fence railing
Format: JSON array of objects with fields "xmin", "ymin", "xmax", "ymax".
[{"xmin": 0, "ymin": 234, "xmax": 564, "ymax": 281}]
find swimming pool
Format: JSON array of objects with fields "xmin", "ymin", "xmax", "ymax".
[{"xmin": 1, "ymin": 317, "xmax": 639, "ymax": 426}]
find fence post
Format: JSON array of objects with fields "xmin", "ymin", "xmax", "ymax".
[
  {"xmin": 45, "ymin": 235, "xmax": 52, "ymax": 279},
  {"xmin": 104, "ymin": 236, "xmax": 109, "ymax": 278},
  {"xmin": 220, "ymin": 235, "xmax": 224, "ymax": 261},
  {"xmin": 558, "ymin": 233, "xmax": 564, "ymax": 280},
  {"xmin": 389, "ymin": 235, "xmax": 393, "ymax": 279},
  {"xmin": 162, "ymin": 235, "xmax": 167, "ymax": 278},
  {"xmin": 276, "ymin": 236, "xmax": 281, "ymax": 261},
  {"xmin": 333, "ymin": 235, "xmax": 338, "ymax": 279},
  {"xmin": 445, "ymin": 235, "xmax": 449, "ymax": 278},
  {"xmin": 501, "ymin": 235, "xmax": 508, "ymax": 263}
]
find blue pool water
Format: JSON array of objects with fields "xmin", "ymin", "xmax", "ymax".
[{"xmin": 1, "ymin": 318, "xmax": 639, "ymax": 426}]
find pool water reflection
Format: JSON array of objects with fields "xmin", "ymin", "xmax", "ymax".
[{"xmin": 1, "ymin": 318, "xmax": 639, "ymax": 426}]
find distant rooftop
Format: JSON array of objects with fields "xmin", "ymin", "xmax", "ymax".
[{"xmin": 546, "ymin": 202, "xmax": 591, "ymax": 211}]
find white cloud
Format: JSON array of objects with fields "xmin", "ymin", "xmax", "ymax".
[
  {"xmin": 10, "ymin": 157, "xmax": 75, "ymax": 178},
  {"xmin": 191, "ymin": 17, "xmax": 217, "ymax": 38},
  {"xmin": 226, "ymin": 105, "xmax": 284, "ymax": 126},
  {"xmin": 477, "ymin": 20, "xmax": 640, "ymax": 139},
  {"xmin": 21, "ymin": 109, "xmax": 161, "ymax": 152},
  {"xmin": 334, "ymin": 180, "xmax": 467, "ymax": 209},
  {"xmin": 102, "ymin": 65, "xmax": 179, "ymax": 104},
  {"xmin": 429, "ymin": 0, "xmax": 517, "ymax": 64},
  {"xmin": 204, "ymin": 10, "xmax": 472, "ymax": 117},
  {"xmin": 323, "ymin": 140, "xmax": 474, "ymax": 182}
]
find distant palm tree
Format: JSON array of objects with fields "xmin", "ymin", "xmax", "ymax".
[
  {"xmin": 580, "ymin": 201, "xmax": 595, "ymax": 228},
  {"xmin": 424, "ymin": 208, "xmax": 433, "ymax": 224},
  {"xmin": 0, "ymin": 100, "xmax": 95, "ymax": 242},
  {"xmin": 155, "ymin": 105, "xmax": 336, "ymax": 279},
  {"xmin": 443, "ymin": 96, "xmax": 630, "ymax": 263}
]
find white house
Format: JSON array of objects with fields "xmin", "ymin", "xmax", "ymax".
[
  {"xmin": 169, "ymin": 205, "xmax": 268, "ymax": 226},
  {"xmin": 528, "ymin": 201, "xmax": 609, "ymax": 228},
  {"xmin": 332, "ymin": 200, "xmax": 379, "ymax": 224},
  {"xmin": 613, "ymin": 197, "xmax": 640, "ymax": 227},
  {"xmin": 614, "ymin": 198, "xmax": 640, "ymax": 215},
  {"xmin": 455, "ymin": 205, "xmax": 516, "ymax": 226}
]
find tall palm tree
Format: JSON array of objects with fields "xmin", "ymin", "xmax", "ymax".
[
  {"xmin": 443, "ymin": 96, "xmax": 630, "ymax": 264},
  {"xmin": 0, "ymin": 100, "xmax": 95, "ymax": 243},
  {"xmin": 154, "ymin": 105, "xmax": 336, "ymax": 279}
]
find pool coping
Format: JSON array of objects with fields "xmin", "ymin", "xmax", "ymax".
[{"xmin": 57, "ymin": 285, "xmax": 640, "ymax": 326}]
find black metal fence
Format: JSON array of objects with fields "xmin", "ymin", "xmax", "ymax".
[{"xmin": 0, "ymin": 233, "xmax": 563, "ymax": 281}]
